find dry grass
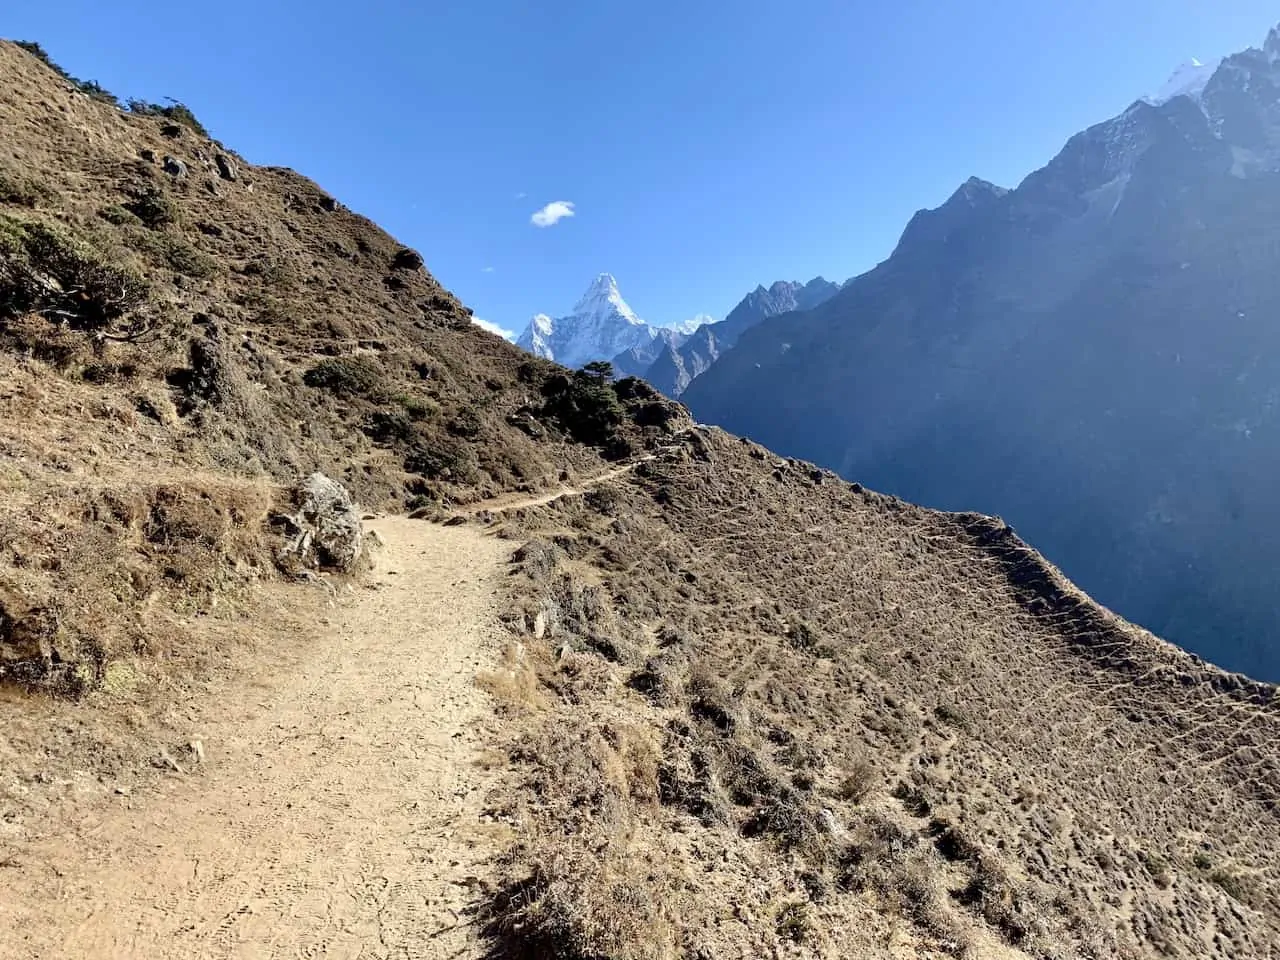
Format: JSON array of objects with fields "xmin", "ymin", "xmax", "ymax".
[
  {"xmin": 480, "ymin": 429, "xmax": 1280, "ymax": 959},
  {"xmin": 0, "ymin": 37, "xmax": 684, "ymax": 701}
]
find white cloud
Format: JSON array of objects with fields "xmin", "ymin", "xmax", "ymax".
[
  {"xmin": 471, "ymin": 316, "xmax": 515, "ymax": 340},
  {"xmin": 482, "ymin": 265, "xmax": 495, "ymax": 273},
  {"xmin": 515, "ymin": 191, "xmax": 528, "ymax": 200},
  {"xmin": 531, "ymin": 200, "xmax": 575, "ymax": 228}
]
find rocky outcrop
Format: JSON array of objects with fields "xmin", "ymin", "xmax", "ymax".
[{"xmin": 277, "ymin": 473, "xmax": 365, "ymax": 572}]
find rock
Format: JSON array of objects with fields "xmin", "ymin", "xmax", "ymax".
[
  {"xmin": 0, "ymin": 587, "xmax": 59, "ymax": 679},
  {"xmin": 138, "ymin": 148, "xmax": 156, "ymax": 163},
  {"xmin": 318, "ymin": 195, "xmax": 338, "ymax": 212},
  {"xmin": 279, "ymin": 473, "xmax": 365, "ymax": 572},
  {"xmin": 162, "ymin": 155, "xmax": 188, "ymax": 178},
  {"xmin": 391, "ymin": 247, "xmax": 424, "ymax": 271},
  {"xmin": 187, "ymin": 740, "xmax": 205, "ymax": 764},
  {"xmin": 214, "ymin": 153, "xmax": 237, "ymax": 182}
]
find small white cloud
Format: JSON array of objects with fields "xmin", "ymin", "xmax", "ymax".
[
  {"xmin": 515, "ymin": 191, "xmax": 528, "ymax": 200},
  {"xmin": 471, "ymin": 316, "xmax": 515, "ymax": 340},
  {"xmin": 482, "ymin": 265, "xmax": 495, "ymax": 273},
  {"xmin": 531, "ymin": 200, "xmax": 575, "ymax": 228}
]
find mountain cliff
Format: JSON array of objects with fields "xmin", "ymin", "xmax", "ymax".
[{"xmin": 684, "ymin": 26, "xmax": 1280, "ymax": 682}]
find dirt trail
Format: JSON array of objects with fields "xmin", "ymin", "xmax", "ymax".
[
  {"xmin": 0, "ymin": 518, "xmax": 515, "ymax": 960},
  {"xmin": 455, "ymin": 459, "xmax": 648, "ymax": 515}
]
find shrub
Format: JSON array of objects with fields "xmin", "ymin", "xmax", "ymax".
[
  {"xmin": 126, "ymin": 188, "xmax": 178, "ymax": 228},
  {"xmin": 776, "ymin": 901, "xmax": 811, "ymax": 943},
  {"xmin": 15, "ymin": 41, "xmax": 119, "ymax": 105},
  {"xmin": 837, "ymin": 757, "xmax": 877, "ymax": 803},
  {"xmin": 540, "ymin": 367, "xmax": 626, "ymax": 449},
  {"xmin": 404, "ymin": 439, "xmax": 478, "ymax": 483},
  {"xmin": 302, "ymin": 356, "xmax": 386, "ymax": 398},
  {"xmin": 123, "ymin": 227, "xmax": 216, "ymax": 278},
  {"xmin": 0, "ymin": 171, "xmax": 54, "ymax": 208},
  {"xmin": 127, "ymin": 98, "xmax": 209, "ymax": 138},
  {"xmin": 97, "ymin": 204, "xmax": 141, "ymax": 226},
  {"xmin": 0, "ymin": 215, "xmax": 149, "ymax": 333}
]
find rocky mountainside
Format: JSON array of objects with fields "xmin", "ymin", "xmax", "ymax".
[
  {"xmin": 517, "ymin": 272, "xmax": 682, "ymax": 370},
  {"xmin": 685, "ymin": 25, "xmax": 1280, "ymax": 683},
  {"xmin": 3, "ymin": 38, "xmax": 1279, "ymax": 960},
  {"xmin": 0, "ymin": 39, "xmax": 684, "ymax": 692},
  {"xmin": 643, "ymin": 277, "xmax": 840, "ymax": 396}
]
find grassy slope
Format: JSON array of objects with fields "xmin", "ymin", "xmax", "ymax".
[{"xmin": 484, "ymin": 433, "xmax": 1280, "ymax": 959}]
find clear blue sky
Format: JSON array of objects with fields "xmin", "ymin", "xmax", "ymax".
[{"xmin": 7, "ymin": 2, "xmax": 1278, "ymax": 335}]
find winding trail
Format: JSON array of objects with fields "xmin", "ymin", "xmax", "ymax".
[
  {"xmin": 454, "ymin": 459, "xmax": 648, "ymax": 515},
  {"xmin": 0, "ymin": 518, "xmax": 514, "ymax": 960},
  {"xmin": 0, "ymin": 459, "xmax": 653, "ymax": 960}
]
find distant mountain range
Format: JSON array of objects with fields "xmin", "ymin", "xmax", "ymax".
[
  {"xmin": 515, "ymin": 275, "xmax": 840, "ymax": 396},
  {"xmin": 683, "ymin": 24, "xmax": 1280, "ymax": 682}
]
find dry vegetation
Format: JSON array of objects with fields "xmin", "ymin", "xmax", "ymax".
[
  {"xmin": 0, "ymin": 43, "xmax": 678, "ymax": 708},
  {"xmin": 476, "ymin": 430, "xmax": 1280, "ymax": 959}
]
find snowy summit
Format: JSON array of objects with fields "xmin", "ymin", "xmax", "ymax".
[
  {"xmin": 1143, "ymin": 58, "xmax": 1223, "ymax": 106},
  {"xmin": 517, "ymin": 274, "xmax": 667, "ymax": 369}
]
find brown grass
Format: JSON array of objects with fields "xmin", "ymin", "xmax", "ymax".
[{"xmin": 481, "ymin": 429, "xmax": 1280, "ymax": 958}]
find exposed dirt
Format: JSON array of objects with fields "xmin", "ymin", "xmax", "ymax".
[{"xmin": 0, "ymin": 517, "xmax": 515, "ymax": 960}]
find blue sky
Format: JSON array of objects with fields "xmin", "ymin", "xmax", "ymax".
[{"xmin": 7, "ymin": 2, "xmax": 1279, "ymax": 336}]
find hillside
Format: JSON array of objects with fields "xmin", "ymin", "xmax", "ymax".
[
  {"xmin": 1, "ymin": 37, "xmax": 1278, "ymax": 960},
  {"xmin": 682, "ymin": 25, "xmax": 1280, "ymax": 683}
]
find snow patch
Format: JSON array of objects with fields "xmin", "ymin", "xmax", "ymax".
[{"xmin": 1143, "ymin": 58, "xmax": 1222, "ymax": 106}]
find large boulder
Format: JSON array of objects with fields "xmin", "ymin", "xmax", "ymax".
[{"xmin": 277, "ymin": 473, "xmax": 364, "ymax": 572}]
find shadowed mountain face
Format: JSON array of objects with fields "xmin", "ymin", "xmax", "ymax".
[
  {"xmin": 641, "ymin": 277, "xmax": 840, "ymax": 396},
  {"xmin": 684, "ymin": 28, "xmax": 1280, "ymax": 682}
]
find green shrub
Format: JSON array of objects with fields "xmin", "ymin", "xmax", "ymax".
[
  {"xmin": 404, "ymin": 439, "xmax": 478, "ymax": 483},
  {"xmin": 302, "ymin": 356, "xmax": 386, "ymax": 398},
  {"xmin": 540, "ymin": 365, "xmax": 626, "ymax": 448},
  {"xmin": 15, "ymin": 41, "xmax": 119, "ymax": 105},
  {"xmin": 127, "ymin": 98, "xmax": 209, "ymax": 138},
  {"xmin": 123, "ymin": 227, "xmax": 215, "ymax": 278},
  {"xmin": 98, "ymin": 204, "xmax": 141, "ymax": 226},
  {"xmin": 126, "ymin": 188, "xmax": 178, "ymax": 228},
  {"xmin": 0, "ymin": 171, "xmax": 54, "ymax": 208},
  {"xmin": 0, "ymin": 215, "xmax": 149, "ymax": 332}
]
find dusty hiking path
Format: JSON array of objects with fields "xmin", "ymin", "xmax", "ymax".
[
  {"xmin": 454, "ymin": 458, "xmax": 649, "ymax": 515},
  {"xmin": 0, "ymin": 516, "xmax": 519, "ymax": 960}
]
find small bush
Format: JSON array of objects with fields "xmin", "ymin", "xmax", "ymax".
[
  {"xmin": 303, "ymin": 356, "xmax": 386, "ymax": 398},
  {"xmin": 98, "ymin": 204, "xmax": 141, "ymax": 226},
  {"xmin": 126, "ymin": 188, "xmax": 178, "ymax": 228},
  {"xmin": 776, "ymin": 901, "xmax": 811, "ymax": 944},
  {"xmin": 837, "ymin": 757, "xmax": 877, "ymax": 803},
  {"xmin": 404, "ymin": 439, "xmax": 479, "ymax": 483},
  {"xmin": 0, "ymin": 215, "xmax": 149, "ymax": 332},
  {"xmin": 15, "ymin": 41, "xmax": 118, "ymax": 105},
  {"xmin": 0, "ymin": 171, "xmax": 55, "ymax": 208},
  {"xmin": 127, "ymin": 98, "xmax": 209, "ymax": 137}
]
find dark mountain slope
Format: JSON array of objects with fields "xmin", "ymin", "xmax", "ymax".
[
  {"xmin": 643, "ymin": 278, "xmax": 839, "ymax": 396},
  {"xmin": 684, "ymin": 31, "xmax": 1280, "ymax": 682}
]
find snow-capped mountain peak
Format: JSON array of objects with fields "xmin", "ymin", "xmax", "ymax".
[
  {"xmin": 1144, "ymin": 57, "xmax": 1222, "ymax": 106},
  {"xmin": 571, "ymin": 273, "xmax": 643, "ymax": 327},
  {"xmin": 516, "ymin": 274, "xmax": 668, "ymax": 369}
]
